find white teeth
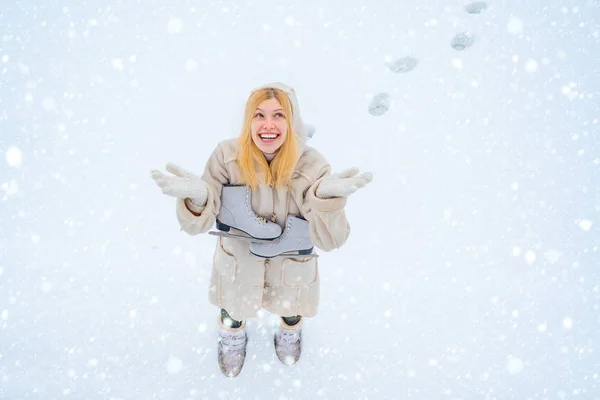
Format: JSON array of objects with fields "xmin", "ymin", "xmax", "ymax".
[{"xmin": 260, "ymin": 134, "xmax": 278, "ymax": 139}]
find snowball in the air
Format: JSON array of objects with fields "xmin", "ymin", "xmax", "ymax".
[
  {"xmin": 368, "ymin": 93, "xmax": 392, "ymax": 116},
  {"xmin": 450, "ymin": 32, "xmax": 475, "ymax": 50}
]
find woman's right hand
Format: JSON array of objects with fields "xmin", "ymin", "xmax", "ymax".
[{"xmin": 151, "ymin": 163, "xmax": 208, "ymax": 206}]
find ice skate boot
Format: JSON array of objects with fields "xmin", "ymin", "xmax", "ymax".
[
  {"xmin": 274, "ymin": 316, "xmax": 303, "ymax": 366},
  {"xmin": 249, "ymin": 215, "xmax": 317, "ymax": 258},
  {"xmin": 217, "ymin": 313, "xmax": 247, "ymax": 378},
  {"xmin": 210, "ymin": 185, "xmax": 282, "ymax": 242}
]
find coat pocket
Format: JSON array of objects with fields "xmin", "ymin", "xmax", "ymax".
[
  {"xmin": 281, "ymin": 257, "xmax": 318, "ymax": 287},
  {"xmin": 213, "ymin": 237, "xmax": 237, "ymax": 282}
]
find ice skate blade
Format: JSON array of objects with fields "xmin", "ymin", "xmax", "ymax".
[
  {"xmin": 208, "ymin": 230, "xmax": 276, "ymax": 244},
  {"xmin": 249, "ymin": 250, "xmax": 319, "ymax": 259}
]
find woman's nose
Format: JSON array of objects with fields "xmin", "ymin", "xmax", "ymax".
[{"xmin": 263, "ymin": 119, "xmax": 276, "ymax": 129}]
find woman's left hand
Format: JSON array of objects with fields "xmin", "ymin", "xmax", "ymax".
[{"xmin": 315, "ymin": 167, "xmax": 373, "ymax": 199}]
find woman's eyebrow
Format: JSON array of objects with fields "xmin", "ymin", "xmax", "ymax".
[{"xmin": 256, "ymin": 108, "xmax": 284, "ymax": 112}]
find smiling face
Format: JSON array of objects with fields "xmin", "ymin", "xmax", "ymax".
[
  {"xmin": 237, "ymin": 86, "xmax": 299, "ymax": 188},
  {"xmin": 250, "ymin": 97, "xmax": 289, "ymax": 154}
]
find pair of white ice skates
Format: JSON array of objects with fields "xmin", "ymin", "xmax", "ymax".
[{"xmin": 208, "ymin": 185, "xmax": 317, "ymax": 258}]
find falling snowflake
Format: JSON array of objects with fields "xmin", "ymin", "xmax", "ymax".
[
  {"xmin": 42, "ymin": 97, "xmax": 56, "ymax": 111},
  {"xmin": 578, "ymin": 220, "xmax": 592, "ymax": 231},
  {"xmin": 525, "ymin": 59, "xmax": 539, "ymax": 72},
  {"xmin": 166, "ymin": 357, "xmax": 183, "ymax": 374},
  {"xmin": 507, "ymin": 16, "xmax": 524, "ymax": 35},
  {"xmin": 524, "ymin": 250, "xmax": 536, "ymax": 264},
  {"xmin": 5, "ymin": 146, "xmax": 22, "ymax": 168},
  {"xmin": 507, "ymin": 356, "xmax": 524, "ymax": 374},
  {"xmin": 167, "ymin": 18, "xmax": 183, "ymax": 34},
  {"xmin": 185, "ymin": 59, "xmax": 198, "ymax": 72},
  {"xmin": 544, "ymin": 249, "xmax": 563, "ymax": 264}
]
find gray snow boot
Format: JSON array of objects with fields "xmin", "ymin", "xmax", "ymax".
[
  {"xmin": 216, "ymin": 185, "xmax": 282, "ymax": 240},
  {"xmin": 217, "ymin": 314, "xmax": 248, "ymax": 378},
  {"xmin": 274, "ymin": 316, "xmax": 303, "ymax": 366},
  {"xmin": 249, "ymin": 215, "xmax": 314, "ymax": 258}
]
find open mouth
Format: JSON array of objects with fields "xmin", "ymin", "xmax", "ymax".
[{"xmin": 259, "ymin": 133, "xmax": 280, "ymax": 142}]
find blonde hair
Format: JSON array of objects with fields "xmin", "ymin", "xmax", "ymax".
[{"xmin": 237, "ymin": 88, "xmax": 299, "ymax": 188}]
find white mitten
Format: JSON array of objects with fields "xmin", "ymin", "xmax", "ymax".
[
  {"xmin": 151, "ymin": 163, "xmax": 208, "ymax": 207},
  {"xmin": 315, "ymin": 167, "xmax": 373, "ymax": 199}
]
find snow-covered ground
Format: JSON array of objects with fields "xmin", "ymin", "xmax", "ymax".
[{"xmin": 2, "ymin": 1, "xmax": 599, "ymax": 398}]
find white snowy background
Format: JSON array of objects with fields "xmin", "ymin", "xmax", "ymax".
[{"xmin": 1, "ymin": 0, "xmax": 599, "ymax": 399}]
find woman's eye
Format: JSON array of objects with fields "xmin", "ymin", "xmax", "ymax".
[
  {"xmin": 254, "ymin": 113, "xmax": 263, "ymax": 118},
  {"xmin": 275, "ymin": 113, "xmax": 284, "ymax": 118}
]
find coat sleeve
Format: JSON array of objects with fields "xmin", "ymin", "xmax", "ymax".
[
  {"xmin": 175, "ymin": 144, "xmax": 230, "ymax": 235},
  {"xmin": 301, "ymin": 164, "xmax": 351, "ymax": 251}
]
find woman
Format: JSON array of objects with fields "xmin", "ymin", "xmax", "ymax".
[{"xmin": 151, "ymin": 82, "xmax": 372, "ymax": 377}]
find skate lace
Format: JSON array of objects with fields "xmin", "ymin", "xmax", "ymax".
[{"xmin": 245, "ymin": 189, "xmax": 267, "ymax": 225}]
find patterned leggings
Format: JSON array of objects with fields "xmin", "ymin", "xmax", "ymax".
[{"xmin": 221, "ymin": 308, "xmax": 301, "ymax": 329}]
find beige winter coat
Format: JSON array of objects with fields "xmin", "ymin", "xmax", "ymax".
[{"xmin": 175, "ymin": 138, "xmax": 350, "ymax": 321}]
